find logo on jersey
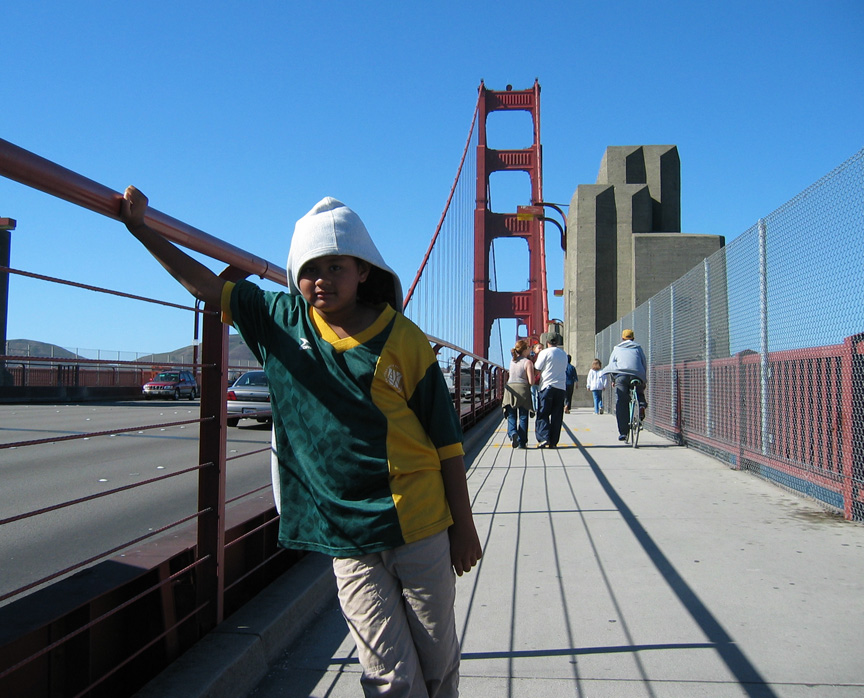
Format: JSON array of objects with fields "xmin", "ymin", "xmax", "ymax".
[
  {"xmin": 299, "ymin": 338, "xmax": 312, "ymax": 351},
  {"xmin": 384, "ymin": 364, "xmax": 403, "ymax": 392}
]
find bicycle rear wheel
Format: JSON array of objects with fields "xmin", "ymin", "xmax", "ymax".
[{"xmin": 629, "ymin": 389, "xmax": 641, "ymax": 448}]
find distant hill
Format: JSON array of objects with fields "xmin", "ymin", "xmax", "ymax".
[
  {"xmin": 6, "ymin": 339, "xmax": 81, "ymax": 359},
  {"xmin": 7, "ymin": 336, "xmax": 260, "ymax": 367},
  {"xmin": 137, "ymin": 335, "xmax": 260, "ymax": 367}
]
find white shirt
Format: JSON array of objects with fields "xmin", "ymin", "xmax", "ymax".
[
  {"xmin": 534, "ymin": 346, "xmax": 568, "ymax": 391},
  {"xmin": 586, "ymin": 368, "xmax": 608, "ymax": 391}
]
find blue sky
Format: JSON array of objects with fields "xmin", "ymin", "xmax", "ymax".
[{"xmin": 1, "ymin": 1, "xmax": 862, "ymax": 357}]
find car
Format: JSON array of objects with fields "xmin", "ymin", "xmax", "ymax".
[
  {"xmin": 226, "ymin": 370, "xmax": 272, "ymax": 426},
  {"xmin": 143, "ymin": 369, "xmax": 199, "ymax": 400}
]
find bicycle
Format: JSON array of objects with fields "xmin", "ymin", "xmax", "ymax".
[{"xmin": 626, "ymin": 378, "xmax": 644, "ymax": 448}]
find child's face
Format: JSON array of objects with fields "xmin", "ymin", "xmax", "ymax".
[{"xmin": 297, "ymin": 255, "xmax": 370, "ymax": 316}]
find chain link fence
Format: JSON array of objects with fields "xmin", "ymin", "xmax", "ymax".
[{"xmin": 596, "ymin": 148, "xmax": 864, "ymax": 519}]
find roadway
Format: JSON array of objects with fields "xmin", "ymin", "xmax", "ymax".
[{"xmin": 0, "ymin": 401, "xmax": 272, "ymax": 604}]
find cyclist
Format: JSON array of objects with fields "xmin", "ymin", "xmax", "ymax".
[{"xmin": 601, "ymin": 329, "xmax": 647, "ymax": 442}]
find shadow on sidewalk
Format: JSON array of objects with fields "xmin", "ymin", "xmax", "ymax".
[{"xmin": 562, "ymin": 422, "xmax": 779, "ymax": 698}]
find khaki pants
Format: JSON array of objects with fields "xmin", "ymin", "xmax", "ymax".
[{"xmin": 332, "ymin": 530, "xmax": 460, "ymax": 697}]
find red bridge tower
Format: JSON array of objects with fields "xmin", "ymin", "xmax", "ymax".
[{"xmin": 473, "ymin": 80, "xmax": 548, "ymax": 358}]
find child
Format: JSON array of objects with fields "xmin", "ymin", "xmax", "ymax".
[
  {"xmin": 120, "ymin": 187, "xmax": 482, "ymax": 697},
  {"xmin": 529, "ymin": 339, "xmax": 543, "ymax": 415},
  {"xmin": 586, "ymin": 358, "xmax": 608, "ymax": 414},
  {"xmin": 563, "ymin": 354, "xmax": 578, "ymax": 414}
]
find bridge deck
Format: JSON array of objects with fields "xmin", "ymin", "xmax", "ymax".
[{"xmin": 137, "ymin": 408, "xmax": 864, "ymax": 698}]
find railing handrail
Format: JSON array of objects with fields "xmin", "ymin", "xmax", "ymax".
[{"xmin": 0, "ymin": 138, "xmax": 287, "ymax": 286}]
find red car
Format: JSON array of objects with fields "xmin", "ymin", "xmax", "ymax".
[{"xmin": 142, "ymin": 370, "xmax": 199, "ymax": 400}]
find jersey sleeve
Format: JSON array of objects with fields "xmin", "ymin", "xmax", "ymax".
[
  {"xmin": 385, "ymin": 315, "xmax": 464, "ymax": 459},
  {"xmin": 223, "ymin": 279, "xmax": 306, "ymax": 367}
]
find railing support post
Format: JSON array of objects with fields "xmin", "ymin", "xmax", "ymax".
[
  {"xmin": 196, "ymin": 290, "xmax": 230, "ymax": 630},
  {"xmin": 758, "ymin": 218, "xmax": 770, "ymax": 456},
  {"xmin": 704, "ymin": 258, "xmax": 712, "ymax": 439},
  {"xmin": 647, "ymin": 299, "xmax": 652, "ymax": 427},
  {"xmin": 670, "ymin": 286, "xmax": 678, "ymax": 436},
  {"xmin": 0, "ymin": 219, "xmax": 15, "ymax": 387},
  {"xmin": 841, "ymin": 334, "xmax": 864, "ymax": 520}
]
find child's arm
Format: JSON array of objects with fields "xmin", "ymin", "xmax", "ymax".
[
  {"xmin": 525, "ymin": 359, "xmax": 536, "ymax": 386},
  {"xmin": 120, "ymin": 186, "xmax": 226, "ymax": 306},
  {"xmin": 440, "ymin": 455, "xmax": 482, "ymax": 576}
]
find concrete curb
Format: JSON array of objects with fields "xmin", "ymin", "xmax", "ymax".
[{"xmin": 134, "ymin": 552, "xmax": 336, "ymax": 698}]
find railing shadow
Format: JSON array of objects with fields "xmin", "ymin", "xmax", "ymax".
[{"xmin": 561, "ymin": 422, "xmax": 778, "ymax": 698}]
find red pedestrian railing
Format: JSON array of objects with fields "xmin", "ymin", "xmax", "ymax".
[
  {"xmin": 0, "ymin": 138, "xmax": 502, "ymax": 698},
  {"xmin": 640, "ymin": 336, "xmax": 863, "ymax": 520}
]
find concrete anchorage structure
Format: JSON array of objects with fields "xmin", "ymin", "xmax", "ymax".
[{"xmin": 563, "ymin": 146, "xmax": 725, "ymax": 403}]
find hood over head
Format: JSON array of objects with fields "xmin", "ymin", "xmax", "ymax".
[{"xmin": 286, "ymin": 197, "xmax": 404, "ymax": 310}]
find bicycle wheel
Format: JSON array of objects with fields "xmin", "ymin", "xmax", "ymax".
[
  {"xmin": 626, "ymin": 391, "xmax": 636, "ymax": 444},
  {"xmin": 629, "ymin": 388, "xmax": 641, "ymax": 448}
]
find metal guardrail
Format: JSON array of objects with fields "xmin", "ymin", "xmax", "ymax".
[{"xmin": 0, "ymin": 138, "xmax": 503, "ymax": 697}]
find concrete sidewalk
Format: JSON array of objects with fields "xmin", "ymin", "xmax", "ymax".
[{"xmin": 138, "ymin": 408, "xmax": 864, "ymax": 697}]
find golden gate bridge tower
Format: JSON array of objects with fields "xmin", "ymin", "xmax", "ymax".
[{"xmin": 473, "ymin": 80, "xmax": 548, "ymax": 358}]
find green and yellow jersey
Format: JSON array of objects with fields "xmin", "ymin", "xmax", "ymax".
[{"xmin": 223, "ymin": 280, "xmax": 463, "ymax": 557}]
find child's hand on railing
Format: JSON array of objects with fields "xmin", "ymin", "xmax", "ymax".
[{"xmin": 120, "ymin": 186, "xmax": 149, "ymax": 229}]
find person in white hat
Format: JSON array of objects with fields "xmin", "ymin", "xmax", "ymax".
[{"xmin": 121, "ymin": 187, "xmax": 481, "ymax": 697}]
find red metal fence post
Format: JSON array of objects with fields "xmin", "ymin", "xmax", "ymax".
[
  {"xmin": 196, "ymin": 299, "xmax": 229, "ymax": 629},
  {"xmin": 840, "ymin": 334, "xmax": 864, "ymax": 520},
  {"xmin": 195, "ymin": 268, "xmax": 249, "ymax": 629}
]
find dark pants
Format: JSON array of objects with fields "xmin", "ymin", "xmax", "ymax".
[
  {"xmin": 614, "ymin": 374, "xmax": 646, "ymax": 436},
  {"xmin": 536, "ymin": 386, "xmax": 566, "ymax": 447}
]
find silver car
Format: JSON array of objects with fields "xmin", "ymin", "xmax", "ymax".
[{"xmin": 226, "ymin": 370, "xmax": 272, "ymax": 426}]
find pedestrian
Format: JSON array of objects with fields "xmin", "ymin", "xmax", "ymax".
[
  {"xmin": 601, "ymin": 329, "xmax": 648, "ymax": 442},
  {"xmin": 533, "ymin": 334, "xmax": 568, "ymax": 448},
  {"xmin": 502, "ymin": 339, "xmax": 535, "ymax": 449},
  {"xmin": 564, "ymin": 354, "xmax": 578, "ymax": 413},
  {"xmin": 120, "ymin": 187, "xmax": 482, "ymax": 697},
  {"xmin": 585, "ymin": 358, "xmax": 607, "ymax": 414}
]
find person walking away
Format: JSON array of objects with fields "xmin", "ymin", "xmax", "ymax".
[
  {"xmin": 601, "ymin": 329, "xmax": 647, "ymax": 442},
  {"xmin": 586, "ymin": 358, "xmax": 608, "ymax": 414},
  {"xmin": 120, "ymin": 187, "xmax": 482, "ymax": 697},
  {"xmin": 564, "ymin": 355, "xmax": 578, "ymax": 413},
  {"xmin": 533, "ymin": 334, "xmax": 568, "ymax": 448},
  {"xmin": 502, "ymin": 339, "xmax": 535, "ymax": 449}
]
